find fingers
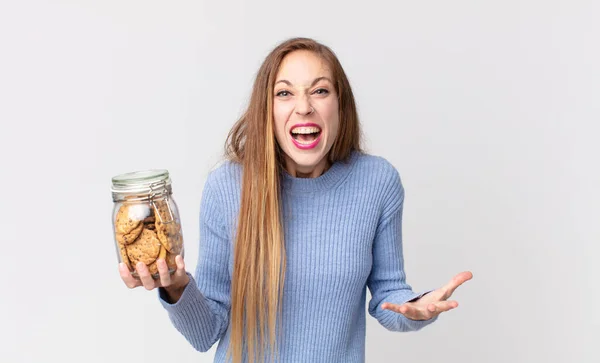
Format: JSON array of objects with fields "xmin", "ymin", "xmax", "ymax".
[
  {"xmin": 443, "ymin": 271, "xmax": 473, "ymax": 298},
  {"xmin": 173, "ymin": 255, "xmax": 187, "ymax": 280},
  {"xmin": 119, "ymin": 256, "xmax": 186, "ymax": 291},
  {"xmin": 119, "ymin": 263, "xmax": 141, "ymax": 289},
  {"xmin": 430, "ymin": 300, "xmax": 459, "ymax": 314},
  {"xmin": 157, "ymin": 258, "xmax": 172, "ymax": 287},
  {"xmin": 136, "ymin": 262, "xmax": 159, "ymax": 290},
  {"xmin": 156, "ymin": 255, "xmax": 188, "ymax": 289}
]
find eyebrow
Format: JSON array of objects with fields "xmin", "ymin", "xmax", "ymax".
[{"xmin": 275, "ymin": 76, "xmax": 333, "ymax": 88}]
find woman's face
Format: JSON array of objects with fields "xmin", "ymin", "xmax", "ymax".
[{"xmin": 273, "ymin": 50, "xmax": 339, "ymax": 178}]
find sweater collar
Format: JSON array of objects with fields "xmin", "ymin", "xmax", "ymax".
[{"xmin": 281, "ymin": 151, "xmax": 359, "ymax": 193}]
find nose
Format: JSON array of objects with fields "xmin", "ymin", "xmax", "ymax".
[{"xmin": 294, "ymin": 96, "xmax": 314, "ymax": 116}]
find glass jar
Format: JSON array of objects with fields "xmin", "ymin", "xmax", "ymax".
[{"xmin": 110, "ymin": 170, "xmax": 184, "ymax": 279}]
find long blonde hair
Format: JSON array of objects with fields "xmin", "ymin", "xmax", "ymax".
[{"xmin": 224, "ymin": 37, "xmax": 362, "ymax": 363}]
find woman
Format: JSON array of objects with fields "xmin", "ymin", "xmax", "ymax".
[{"xmin": 119, "ymin": 37, "xmax": 472, "ymax": 363}]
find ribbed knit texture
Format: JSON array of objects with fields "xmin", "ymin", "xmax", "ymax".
[{"xmin": 159, "ymin": 151, "xmax": 437, "ymax": 362}]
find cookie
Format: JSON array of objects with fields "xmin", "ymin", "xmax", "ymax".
[
  {"xmin": 159, "ymin": 231, "xmax": 183, "ymax": 255},
  {"xmin": 115, "ymin": 203, "xmax": 153, "ymax": 245},
  {"xmin": 117, "ymin": 243, "xmax": 132, "ymax": 270},
  {"xmin": 147, "ymin": 245, "xmax": 168, "ymax": 276},
  {"xmin": 143, "ymin": 214, "xmax": 156, "ymax": 231},
  {"xmin": 126, "ymin": 228, "xmax": 161, "ymax": 266},
  {"xmin": 115, "ymin": 205, "xmax": 142, "ymax": 235},
  {"xmin": 153, "ymin": 199, "xmax": 183, "ymax": 254},
  {"xmin": 115, "ymin": 221, "xmax": 143, "ymax": 245}
]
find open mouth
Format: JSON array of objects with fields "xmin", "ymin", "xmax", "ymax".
[{"xmin": 290, "ymin": 125, "xmax": 322, "ymax": 145}]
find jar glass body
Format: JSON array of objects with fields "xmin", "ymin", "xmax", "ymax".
[{"xmin": 111, "ymin": 171, "xmax": 184, "ymax": 279}]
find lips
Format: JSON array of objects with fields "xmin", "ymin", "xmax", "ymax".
[{"xmin": 289, "ymin": 123, "xmax": 322, "ymax": 150}]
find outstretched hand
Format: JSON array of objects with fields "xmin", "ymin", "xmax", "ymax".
[{"xmin": 381, "ymin": 271, "xmax": 473, "ymax": 321}]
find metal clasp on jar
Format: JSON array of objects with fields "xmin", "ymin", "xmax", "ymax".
[{"xmin": 149, "ymin": 180, "xmax": 175, "ymax": 224}]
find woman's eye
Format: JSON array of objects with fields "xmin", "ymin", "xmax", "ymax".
[
  {"xmin": 276, "ymin": 90, "xmax": 291, "ymax": 97},
  {"xmin": 314, "ymin": 88, "xmax": 329, "ymax": 95}
]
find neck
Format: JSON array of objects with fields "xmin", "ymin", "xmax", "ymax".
[{"xmin": 283, "ymin": 156, "xmax": 331, "ymax": 178}]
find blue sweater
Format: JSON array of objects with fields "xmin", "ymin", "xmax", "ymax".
[{"xmin": 159, "ymin": 151, "xmax": 437, "ymax": 362}]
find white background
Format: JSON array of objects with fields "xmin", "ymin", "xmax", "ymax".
[{"xmin": 0, "ymin": 0, "xmax": 597, "ymax": 362}]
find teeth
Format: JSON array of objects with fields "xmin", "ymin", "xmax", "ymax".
[
  {"xmin": 296, "ymin": 138, "xmax": 317, "ymax": 145},
  {"xmin": 291, "ymin": 126, "xmax": 321, "ymax": 134}
]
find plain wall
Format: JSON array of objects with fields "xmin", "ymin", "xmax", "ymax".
[{"xmin": 0, "ymin": 0, "xmax": 597, "ymax": 362}]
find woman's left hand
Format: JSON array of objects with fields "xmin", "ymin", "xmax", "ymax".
[{"xmin": 381, "ymin": 271, "xmax": 473, "ymax": 321}]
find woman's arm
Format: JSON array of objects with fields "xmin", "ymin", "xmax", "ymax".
[
  {"xmin": 367, "ymin": 167, "xmax": 438, "ymax": 332},
  {"xmin": 158, "ymin": 174, "xmax": 232, "ymax": 352}
]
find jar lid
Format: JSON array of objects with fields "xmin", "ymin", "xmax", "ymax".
[{"xmin": 111, "ymin": 169, "xmax": 172, "ymax": 196}]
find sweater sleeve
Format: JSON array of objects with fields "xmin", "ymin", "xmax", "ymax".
[
  {"xmin": 157, "ymin": 174, "xmax": 231, "ymax": 352},
  {"xmin": 367, "ymin": 167, "xmax": 438, "ymax": 332}
]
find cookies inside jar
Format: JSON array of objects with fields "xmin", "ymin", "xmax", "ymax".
[{"xmin": 114, "ymin": 201, "xmax": 183, "ymax": 278}]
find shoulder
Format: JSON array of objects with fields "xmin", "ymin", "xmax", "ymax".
[
  {"xmin": 352, "ymin": 152, "xmax": 403, "ymax": 189},
  {"xmin": 354, "ymin": 152, "xmax": 398, "ymax": 172},
  {"xmin": 202, "ymin": 159, "xmax": 243, "ymax": 201},
  {"xmin": 206, "ymin": 159, "xmax": 242, "ymax": 184},
  {"xmin": 200, "ymin": 159, "xmax": 243, "ymax": 225},
  {"xmin": 351, "ymin": 152, "xmax": 405, "ymax": 217}
]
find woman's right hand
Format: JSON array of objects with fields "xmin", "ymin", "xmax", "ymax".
[{"xmin": 119, "ymin": 255, "xmax": 190, "ymax": 303}]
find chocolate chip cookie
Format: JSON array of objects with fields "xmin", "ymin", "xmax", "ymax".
[
  {"xmin": 153, "ymin": 199, "xmax": 183, "ymax": 254},
  {"xmin": 126, "ymin": 228, "xmax": 161, "ymax": 267}
]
